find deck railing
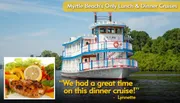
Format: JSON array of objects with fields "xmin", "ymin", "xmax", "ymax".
[
  {"xmin": 79, "ymin": 58, "xmax": 138, "ymax": 71},
  {"xmin": 64, "ymin": 41, "xmax": 132, "ymax": 57}
]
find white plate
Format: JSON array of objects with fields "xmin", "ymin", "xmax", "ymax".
[
  {"xmin": 6, "ymin": 93, "xmax": 53, "ymax": 100},
  {"xmin": 4, "ymin": 57, "xmax": 56, "ymax": 100}
]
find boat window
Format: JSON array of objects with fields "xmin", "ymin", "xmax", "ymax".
[
  {"xmin": 85, "ymin": 59, "xmax": 88, "ymax": 62},
  {"xmin": 116, "ymin": 28, "xmax": 122, "ymax": 34},
  {"xmin": 100, "ymin": 28, "xmax": 106, "ymax": 33},
  {"xmin": 108, "ymin": 28, "xmax": 112, "ymax": 33},
  {"xmin": 112, "ymin": 28, "xmax": 115, "ymax": 33}
]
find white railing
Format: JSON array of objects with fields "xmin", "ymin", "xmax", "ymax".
[
  {"xmin": 90, "ymin": 21, "xmax": 125, "ymax": 28},
  {"xmin": 64, "ymin": 41, "xmax": 132, "ymax": 57},
  {"xmin": 62, "ymin": 58, "xmax": 138, "ymax": 72},
  {"xmin": 80, "ymin": 58, "xmax": 138, "ymax": 71},
  {"xmin": 82, "ymin": 46, "xmax": 88, "ymax": 52},
  {"xmin": 61, "ymin": 67, "xmax": 79, "ymax": 73}
]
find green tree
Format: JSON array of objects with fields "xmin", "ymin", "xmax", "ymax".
[
  {"xmin": 162, "ymin": 28, "xmax": 180, "ymax": 54},
  {"xmin": 123, "ymin": 26, "xmax": 131, "ymax": 36},
  {"xmin": 30, "ymin": 54, "xmax": 34, "ymax": 57},
  {"xmin": 142, "ymin": 38, "xmax": 153, "ymax": 53},
  {"xmin": 151, "ymin": 37, "xmax": 168, "ymax": 54},
  {"xmin": 41, "ymin": 50, "xmax": 62, "ymax": 70},
  {"xmin": 130, "ymin": 30, "xmax": 150, "ymax": 51},
  {"xmin": 130, "ymin": 28, "xmax": 180, "ymax": 72},
  {"xmin": 41, "ymin": 50, "xmax": 52, "ymax": 57},
  {"xmin": 163, "ymin": 28, "xmax": 180, "ymax": 41},
  {"xmin": 51, "ymin": 52, "xmax": 62, "ymax": 70}
]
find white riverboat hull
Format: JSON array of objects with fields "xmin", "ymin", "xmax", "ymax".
[{"xmin": 61, "ymin": 67, "xmax": 139, "ymax": 79}]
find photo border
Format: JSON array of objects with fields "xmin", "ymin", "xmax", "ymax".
[{"xmin": 3, "ymin": 57, "xmax": 56, "ymax": 100}]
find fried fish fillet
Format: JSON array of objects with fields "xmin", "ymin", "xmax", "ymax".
[{"xmin": 9, "ymin": 79, "xmax": 46, "ymax": 98}]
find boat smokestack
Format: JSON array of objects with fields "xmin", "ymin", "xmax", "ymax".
[
  {"xmin": 94, "ymin": 12, "xmax": 97, "ymax": 23},
  {"xmin": 109, "ymin": 12, "xmax": 112, "ymax": 22}
]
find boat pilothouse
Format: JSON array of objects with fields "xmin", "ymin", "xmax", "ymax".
[{"xmin": 61, "ymin": 13, "xmax": 139, "ymax": 79}]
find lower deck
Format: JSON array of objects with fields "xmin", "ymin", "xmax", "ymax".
[
  {"xmin": 61, "ymin": 52, "xmax": 138, "ymax": 73},
  {"xmin": 61, "ymin": 67, "xmax": 139, "ymax": 79}
]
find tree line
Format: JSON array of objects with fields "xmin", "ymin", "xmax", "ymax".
[
  {"xmin": 127, "ymin": 27, "xmax": 180, "ymax": 71},
  {"xmin": 31, "ymin": 50, "xmax": 62, "ymax": 70}
]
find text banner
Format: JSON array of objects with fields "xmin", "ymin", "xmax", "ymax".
[{"xmin": 63, "ymin": 2, "xmax": 180, "ymax": 12}]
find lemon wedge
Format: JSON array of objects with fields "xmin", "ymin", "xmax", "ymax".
[{"xmin": 24, "ymin": 65, "xmax": 42, "ymax": 81}]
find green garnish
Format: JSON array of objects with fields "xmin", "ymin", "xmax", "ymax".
[
  {"xmin": 45, "ymin": 64, "xmax": 54, "ymax": 78},
  {"xmin": 41, "ymin": 80, "xmax": 54, "ymax": 87},
  {"xmin": 5, "ymin": 58, "xmax": 41, "ymax": 71}
]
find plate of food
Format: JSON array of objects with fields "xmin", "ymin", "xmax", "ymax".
[{"xmin": 4, "ymin": 57, "xmax": 55, "ymax": 100}]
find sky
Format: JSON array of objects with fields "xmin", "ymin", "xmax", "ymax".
[{"xmin": 0, "ymin": 0, "xmax": 180, "ymax": 64}]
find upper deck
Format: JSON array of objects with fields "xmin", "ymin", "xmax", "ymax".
[{"xmin": 62, "ymin": 13, "xmax": 133, "ymax": 59}]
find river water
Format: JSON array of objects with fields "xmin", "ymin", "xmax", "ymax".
[{"xmin": 0, "ymin": 69, "xmax": 180, "ymax": 103}]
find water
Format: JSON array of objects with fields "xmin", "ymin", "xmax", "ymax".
[
  {"xmin": 1, "ymin": 69, "xmax": 180, "ymax": 103},
  {"xmin": 131, "ymin": 74, "xmax": 180, "ymax": 76}
]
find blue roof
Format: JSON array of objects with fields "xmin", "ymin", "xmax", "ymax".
[
  {"xmin": 90, "ymin": 21, "xmax": 126, "ymax": 29},
  {"xmin": 62, "ymin": 49, "xmax": 133, "ymax": 60},
  {"xmin": 62, "ymin": 36, "xmax": 83, "ymax": 46}
]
